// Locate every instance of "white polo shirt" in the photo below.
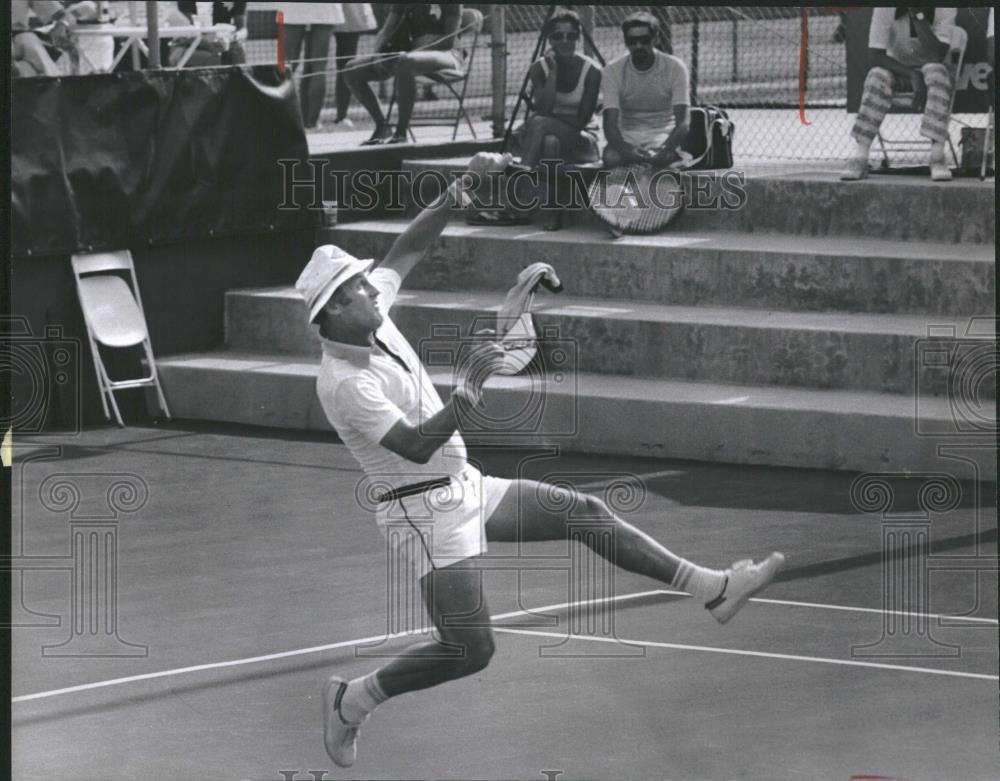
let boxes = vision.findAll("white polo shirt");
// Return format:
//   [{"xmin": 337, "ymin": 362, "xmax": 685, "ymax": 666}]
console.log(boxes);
[
  {"xmin": 602, "ymin": 50, "xmax": 690, "ymax": 149},
  {"xmin": 316, "ymin": 267, "xmax": 468, "ymax": 490},
  {"xmin": 868, "ymin": 7, "xmax": 957, "ymax": 67}
]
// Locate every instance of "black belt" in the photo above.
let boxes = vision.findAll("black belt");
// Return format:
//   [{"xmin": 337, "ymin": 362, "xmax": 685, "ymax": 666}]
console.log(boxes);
[{"xmin": 376, "ymin": 477, "xmax": 451, "ymax": 504}]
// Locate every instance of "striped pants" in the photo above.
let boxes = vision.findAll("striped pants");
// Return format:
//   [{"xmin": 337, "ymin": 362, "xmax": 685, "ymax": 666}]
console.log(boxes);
[{"xmin": 851, "ymin": 63, "xmax": 953, "ymax": 146}]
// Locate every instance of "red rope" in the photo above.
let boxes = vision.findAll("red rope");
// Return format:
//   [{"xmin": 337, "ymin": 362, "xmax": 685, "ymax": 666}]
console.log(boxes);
[{"xmin": 276, "ymin": 11, "xmax": 285, "ymax": 74}]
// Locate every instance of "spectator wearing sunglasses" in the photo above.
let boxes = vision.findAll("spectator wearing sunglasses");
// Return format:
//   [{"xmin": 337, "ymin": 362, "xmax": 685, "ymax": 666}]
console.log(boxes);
[
  {"xmin": 519, "ymin": 9, "xmax": 602, "ymax": 168},
  {"xmin": 601, "ymin": 11, "xmax": 691, "ymax": 168}
]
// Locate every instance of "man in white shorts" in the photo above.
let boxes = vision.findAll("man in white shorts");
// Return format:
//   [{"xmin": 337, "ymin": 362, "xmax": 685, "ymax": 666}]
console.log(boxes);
[
  {"xmin": 296, "ymin": 151, "xmax": 785, "ymax": 769},
  {"xmin": 602, "ymin": 11, "xmax": 692, "ymax": 167}
]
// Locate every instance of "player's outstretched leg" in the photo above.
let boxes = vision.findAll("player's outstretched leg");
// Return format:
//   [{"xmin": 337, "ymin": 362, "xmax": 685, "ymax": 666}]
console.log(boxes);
[
  {"xmin": 323, "ymin": 561, "xmax": 494, "ymax": 767},
  {"xmin": 485, "ymin": 479, "xmax": 784, "ymax": 625}
]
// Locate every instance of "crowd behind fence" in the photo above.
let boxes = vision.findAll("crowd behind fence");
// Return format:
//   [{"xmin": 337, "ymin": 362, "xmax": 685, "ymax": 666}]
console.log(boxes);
[{"xmin": 239, "ymin": 4, "xmax": 992, "ymax": 163}]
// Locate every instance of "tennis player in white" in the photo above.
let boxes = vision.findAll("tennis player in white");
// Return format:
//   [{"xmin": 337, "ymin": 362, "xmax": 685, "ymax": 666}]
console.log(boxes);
[{"xmin": 296, "ymin": 152, "xmax": 785, "ymax": 768}]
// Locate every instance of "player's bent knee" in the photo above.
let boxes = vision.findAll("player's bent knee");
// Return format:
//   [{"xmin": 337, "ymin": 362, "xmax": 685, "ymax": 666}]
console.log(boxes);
[{"xmin": 450, "ymin": 631, "xmax": 494, "ymax": 676}]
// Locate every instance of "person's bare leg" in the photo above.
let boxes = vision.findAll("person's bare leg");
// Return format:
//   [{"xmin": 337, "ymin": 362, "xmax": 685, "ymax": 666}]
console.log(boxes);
[
  {"xmin": 520, "ymin": 115, "xmax": 580, "ymax": 168},
  {"xmin": 486, "ymin": 479, "xmax": 691, "ymax": 586},
  {"xmin": 322, "ymin": 559, "xmax": 496, "ymax": 767},
  {"xmin": 335, "ymin": 560, "xmax": 495, "ymax": 724},
  {"xmin": 282, "ymin": 24, "xmax": 307, "ymax": 121},
  {"xmin": 344, "ymin": 54, "xmax": 391, "ymax": 134},
  {"xmin": 391, "ymin": 50, "xmax": 462, "ymax": 138},
  {"xmin": 333, "ymin": 32, "xmax": 360, "ymax": 121},
  {"xmin": 13, "ymin": 33, "xmax": 60, "ymax": 77},
  {"xmin": 486, "ymin": 478, "xmax": 784, "ymax": 620},
  {"xmin": 302, "ymin": 24, "xmax": 333, "ymax": 128}
]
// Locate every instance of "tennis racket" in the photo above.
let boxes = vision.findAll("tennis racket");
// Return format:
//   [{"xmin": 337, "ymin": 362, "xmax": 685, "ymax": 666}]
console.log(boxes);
[{"xmin": 587, "ymin": 164, "xmax": 686, "ymax": 236}]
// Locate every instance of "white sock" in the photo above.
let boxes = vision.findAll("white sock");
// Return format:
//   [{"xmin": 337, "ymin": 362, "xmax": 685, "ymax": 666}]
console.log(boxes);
[
  {"xmin": 338, "ymin": 671, "xmax": 388, "ymax": 724},
  {"xmin": 929, "ymin": 142, "xmax": 946, "ymax": 162},
  {"xmin": 854, "ymin": 139, "xmax": 871, "ymax": 160},
  {"xmin": 672, "ymin": 560, "xmax": 727, "ymax": 603}
]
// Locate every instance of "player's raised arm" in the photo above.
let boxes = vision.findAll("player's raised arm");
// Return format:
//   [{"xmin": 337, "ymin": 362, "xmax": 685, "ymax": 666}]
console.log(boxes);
[{"xmin": 377, "ymin": 152, "xmax": 512, "ymax": 283}]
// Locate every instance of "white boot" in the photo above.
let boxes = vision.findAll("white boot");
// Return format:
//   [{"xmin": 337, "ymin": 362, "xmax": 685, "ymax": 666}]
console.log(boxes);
[{"xmin": 929, "ymin": 144, "xmax": 952, "ymax": 181}]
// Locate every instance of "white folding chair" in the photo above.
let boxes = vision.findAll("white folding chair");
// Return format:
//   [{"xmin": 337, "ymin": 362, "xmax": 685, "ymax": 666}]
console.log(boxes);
[
  {"xmin": 71, "ymin": 250, "xmax": 171, "ymax": 427},
  {"xmin": 876, "ymin": 26, "xmax": 969, "ymax": 168}
]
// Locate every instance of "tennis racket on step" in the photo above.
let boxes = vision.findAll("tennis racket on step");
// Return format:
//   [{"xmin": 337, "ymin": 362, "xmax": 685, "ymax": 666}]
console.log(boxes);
[{"xmin": 587, "ymin": 164, "xmax": 685, "ymax": 236}]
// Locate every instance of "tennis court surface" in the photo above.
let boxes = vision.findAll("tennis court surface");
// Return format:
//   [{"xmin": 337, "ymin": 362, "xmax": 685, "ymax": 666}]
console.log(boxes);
[{"xmin": 11, "ymin": 423, "xmax": 998, "ymax": 781}]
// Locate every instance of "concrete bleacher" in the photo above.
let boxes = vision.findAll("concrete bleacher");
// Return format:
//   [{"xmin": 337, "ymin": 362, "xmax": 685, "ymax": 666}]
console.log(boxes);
[{"xmin": 157, "ymin": 160, "xmax": 996, "ymax": 475}]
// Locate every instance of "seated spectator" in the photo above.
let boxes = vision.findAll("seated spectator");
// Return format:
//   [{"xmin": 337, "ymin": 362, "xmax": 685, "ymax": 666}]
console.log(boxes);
[
  {"xmin": 518, "ymin": 8, "xmax": 601, "ymax": 169},
  {"xmin": 11, "ymin": 1, "xmax": 97, "ymax": 76},
  {"xmin": 329, "ymin": 2, "xmax": 378, "ymax": 130},
  {"xmin": 842, "ymin": 7, "xmax": 958, "ymax": 182},
  {"xmin": 601, "ymin": 11, "xmax": 691, "ymax": 169},
  {"xmin": 173, "ymin": 2, "xmax": 248, "ymax": 67},
  {"xmin": 343, "ymin": 3, "xmax": 464, "ymax": 145},
  {"xmin": 110, "ymin": 0, "xmax": 182, "ymax": 69}
]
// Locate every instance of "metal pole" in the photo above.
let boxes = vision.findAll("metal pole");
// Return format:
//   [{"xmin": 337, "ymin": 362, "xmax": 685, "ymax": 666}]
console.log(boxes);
[
  {"xmin": 731, "ymin": 17, "xmax": 738, "ymax": 82},
  {"xmin": 501, "ymin": 5, "xmax": 557, "ymax": 150},
  {"xmin": 128, "ymin": 1, "xmax": 140, "ymax": 69},
  {"xmin": 690, "ymin": 18, "xmax": 699, "ymax": 106},
  {"xmin": 578, "ymin": 19, "xmax": 606, "ymax": 66},
  {"xmin": 580, "ymin": 5, "xmax": 595, "ymax": 59},
  {"xmin": 490, "ymin": 5, "xmax": 507, "ymax": 139},
  {"xmin": 145, "ymin": 0, "xmax": 160, "ymax": 68}
]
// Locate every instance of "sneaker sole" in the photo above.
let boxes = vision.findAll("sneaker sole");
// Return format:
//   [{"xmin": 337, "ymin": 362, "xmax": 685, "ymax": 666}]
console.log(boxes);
[
  {"xmin": 322, "ymin": 676, "xmax": 354, "ymax": 768},
  {"xmin": 710, "ymin": 552, "xmax": 786, "ymax": 625}
]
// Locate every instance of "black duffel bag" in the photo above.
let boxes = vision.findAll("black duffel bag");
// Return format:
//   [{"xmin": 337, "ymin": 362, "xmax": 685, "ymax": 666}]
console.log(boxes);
[{"xmin": 683, "ymin": 106, "xmax": 735, "ymax": 170}]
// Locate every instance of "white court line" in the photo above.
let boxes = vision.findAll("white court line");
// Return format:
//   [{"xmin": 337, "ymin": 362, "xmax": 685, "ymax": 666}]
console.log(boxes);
[
  {"xmin": 575, "ymin": 469, "xmax": 684, "ymax": 491},
  {"xmin": 710, "ymin": 395, "xmax": 751, "ymax": 405},
  {"xmin": 492, "ymin": 628, "xmax": 998, "ymax": 681},
  {"xmin": 12, "ymin": 588, "xmax": 996, "ymax": 703},
  {"xmin": 752, "ymin": 596, "xmax": 999, "ymax": 625},
  {"xmin": 11, "ymin": 590, "xmax": 668, "ymax": 704},
  {"xmin": 656, "ymin": 589, "xmax": 999, "ymax": 626}
]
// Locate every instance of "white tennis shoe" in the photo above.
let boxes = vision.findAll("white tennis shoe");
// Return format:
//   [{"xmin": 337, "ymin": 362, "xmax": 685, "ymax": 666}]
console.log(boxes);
[
  {"xmin": 929, "ymin": 157, "xmax": 953, "ymax": 182},
  {"xmin": 706, "ymin": 552, "xmax": 786, "ymax": 624},
  {"xmin": 840, "ymin": 157, "xmax": 869, "ymax": 181},
  {"xmin": 323, "ymin": 675, "xmax": 366, "ymax": 768}
]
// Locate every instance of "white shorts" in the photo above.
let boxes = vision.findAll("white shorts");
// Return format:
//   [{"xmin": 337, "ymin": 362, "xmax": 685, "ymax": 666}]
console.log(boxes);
[
  {"xmin": 374, "ymin": 466, "xmax": 512, "ymax": 578},
  {"xmin": 622, "ymin": 121, "xmax": 675, "ymax": 152}
]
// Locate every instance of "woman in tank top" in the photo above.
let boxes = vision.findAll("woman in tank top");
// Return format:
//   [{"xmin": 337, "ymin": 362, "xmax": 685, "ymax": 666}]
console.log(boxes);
[
  {"xmin": 520, "ymin": 9, "xmax": 601, "ymax": 168},
  {"xmin": 468, "ymin": 9, "xmax": 601, "ymax": 230}
]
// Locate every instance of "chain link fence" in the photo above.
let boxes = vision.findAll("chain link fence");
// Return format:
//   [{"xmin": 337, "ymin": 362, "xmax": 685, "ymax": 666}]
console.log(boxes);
[{"xmin": 242, "ymin": 5, "xmax": 991, "ymax": 164}]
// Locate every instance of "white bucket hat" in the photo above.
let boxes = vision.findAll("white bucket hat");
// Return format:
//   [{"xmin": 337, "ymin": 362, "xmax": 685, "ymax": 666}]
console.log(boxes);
[{"xmin": 295, "ymin": 245, "xmax": 374, "ymax": 323}]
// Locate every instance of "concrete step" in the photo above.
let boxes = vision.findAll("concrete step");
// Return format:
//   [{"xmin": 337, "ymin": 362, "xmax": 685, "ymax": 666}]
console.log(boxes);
[
  {"xmin": 328, "ymin": 220, "xmax": 995, "ymax": 317},
  {"xmin": 224, "ymin": 286, "xmax": 991, "ymax": 398},
  {"xmin": 156, "ymin": 350, "xmax": 996, "ymax": 476},
  {"xmin": 395, "ymin": 158, "xmax": 995, "ymax": 244}
]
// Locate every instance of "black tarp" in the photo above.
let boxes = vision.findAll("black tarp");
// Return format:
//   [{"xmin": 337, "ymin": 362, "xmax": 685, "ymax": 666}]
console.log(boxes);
[{"xmin": 12, "ymin": 65, "xmax": 318, "ymax": 257}]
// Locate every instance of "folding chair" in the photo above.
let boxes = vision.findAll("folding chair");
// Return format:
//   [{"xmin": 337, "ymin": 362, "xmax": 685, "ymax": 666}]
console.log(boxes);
[
  {"xmin": 71, "ymin": 251, "xmax": 171, "ymax": 427},
  {"xmin": 386, "ymin": 7, "xmax": 484, "ymax": 141},
  {"xmin": 981, "ymin": 104, "xmax": 995, "ymax": 180},
  {"xmin": 876, "ymin": 26, "xmax": 968, "ymax": 168}
]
